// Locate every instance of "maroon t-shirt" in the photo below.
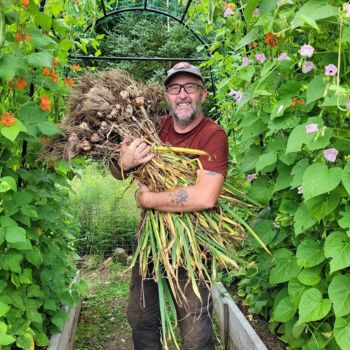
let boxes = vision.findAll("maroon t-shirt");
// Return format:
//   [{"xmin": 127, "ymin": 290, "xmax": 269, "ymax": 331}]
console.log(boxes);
[{"xmin": 159, "ymin": 115, "xmax": 228, "ymax": 177}]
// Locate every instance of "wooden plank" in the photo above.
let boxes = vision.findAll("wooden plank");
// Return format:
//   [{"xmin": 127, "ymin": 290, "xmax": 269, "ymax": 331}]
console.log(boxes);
[
  {"xmin": 212, "ymin": 283, "xmax": 267, "ymax": 350},
  {"xmin": 48, "ymin": 272, "xmax": 82, "ymax": 350}
]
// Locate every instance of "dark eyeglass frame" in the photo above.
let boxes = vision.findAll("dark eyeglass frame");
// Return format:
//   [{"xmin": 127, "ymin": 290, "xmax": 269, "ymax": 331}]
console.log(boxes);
[{"xmin": 165, "ymin": 83, "xmax": 204, "ymax": 95}]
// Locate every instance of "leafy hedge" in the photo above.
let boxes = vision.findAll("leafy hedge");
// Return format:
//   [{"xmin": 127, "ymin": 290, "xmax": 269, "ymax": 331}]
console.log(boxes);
[
  {"xmin": 196, "ymin": 0, "xmax": 350, "ymax": 349},
  {"xmin": 0, "ymin": 0, "xmax": 101, "ymax": 347}
]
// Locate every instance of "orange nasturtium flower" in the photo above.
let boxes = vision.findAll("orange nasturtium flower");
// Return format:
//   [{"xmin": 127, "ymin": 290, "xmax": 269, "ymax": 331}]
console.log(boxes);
[
  {"xmin": 53, "ymin": 57, "xmax": 58, "ymax": 66},
  {"xmin": 40, "ymin": 96, "xmax": 51, "ymax": 111},
  {"xmin": 41, "ymin": 136, "xmax": 47, "ymax": 145},
  {"xmin": 16, "ymin": 76, "xmax": 28, "ymax": 90},
  {"xmin": 0, "ymin": 112, "xmax": 16, "ymax": 127},
  {"xmin": 291, "ymin": 97, "xmax": 298, "ymax": 107},
  {"xmin": 20, "ymin": 0, "xmax": 29, "ymax": 5},
  {"xmin": 25, "ymin": 33, "xmax": 31, "ymax": 41},
  {"xmin": 48, "ymin": 161, "xmax": 56, "ymax": 167},
  {"xmin": 264, "ymin": 32, "xmax": 278, "ymax": 47},
  {"xmin": 43, "ymin": 67, "xmax": 51, "ymax": 76},
  {"xmin": 15, "ymin": 33, "xmax": 22, "ymax": 41},
  {"xmin": 51, "ymin": 71, "xmax": 58, "ymax": 84},
  {"xmin": 63, "ymin": 77, "xmax": 75, "ymax": 87}
]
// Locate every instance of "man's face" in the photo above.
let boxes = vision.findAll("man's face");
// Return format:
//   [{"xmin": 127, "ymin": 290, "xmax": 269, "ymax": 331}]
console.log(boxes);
[{"xmin": 165, "ymin": 73, "xmax": 207, "ymax": 127}]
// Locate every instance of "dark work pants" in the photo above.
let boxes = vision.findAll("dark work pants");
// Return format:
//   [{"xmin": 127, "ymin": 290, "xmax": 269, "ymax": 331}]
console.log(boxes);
[{"xmin": 127, "ymin": 262, "xmax": 215, "ymax": 350}]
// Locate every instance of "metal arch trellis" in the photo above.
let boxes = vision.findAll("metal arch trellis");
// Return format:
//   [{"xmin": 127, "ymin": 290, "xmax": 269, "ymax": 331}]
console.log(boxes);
[{"xmin": 69, "ymin": 0, "xmax": 217, "ymax": 94}]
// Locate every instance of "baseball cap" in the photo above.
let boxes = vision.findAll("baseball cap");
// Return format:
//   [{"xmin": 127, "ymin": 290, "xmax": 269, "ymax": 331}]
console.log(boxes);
[{"xmin": 164, "ymin": 62, "xmax": 204, "ymax": 85}]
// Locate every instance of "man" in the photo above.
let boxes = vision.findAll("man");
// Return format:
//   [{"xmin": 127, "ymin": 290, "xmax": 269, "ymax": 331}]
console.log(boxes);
[{"xmin": 110, "ymin": 62, "xmax": 228, "ymax": 350}]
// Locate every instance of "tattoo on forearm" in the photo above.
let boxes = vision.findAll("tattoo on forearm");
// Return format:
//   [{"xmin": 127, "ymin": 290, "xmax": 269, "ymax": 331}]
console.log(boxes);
[
  {"xmin": 204, "ymin": 170, "xmax": 218, "ymax": 176},
  {"xmin": 170, "ymin": 189, "xmax": 188, "ymax": 206}
]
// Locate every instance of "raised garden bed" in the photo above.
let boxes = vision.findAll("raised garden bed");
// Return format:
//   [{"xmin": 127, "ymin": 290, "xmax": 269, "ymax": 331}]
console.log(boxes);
[
  {"xmin": 47, "ymin": 272, "xmax": 82, "ymax": 350},
  {"xmin": 212, "ymin": 282, "xmax": 268, "ymax": 350}
]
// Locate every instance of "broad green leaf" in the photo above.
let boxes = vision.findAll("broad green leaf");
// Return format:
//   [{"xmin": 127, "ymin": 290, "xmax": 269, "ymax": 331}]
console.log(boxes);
[
  {"xmin": 342, "ymin": 163, "xmax": 350, "ymax": 196},
  {"xmin": 247, "ymin": 177, "xmax": 274, "ymax": 205},
  {"xmin": 35, "ymin": 12, "xmax": 52, "ymax": 30},
  {"xmin": 296, "ymin": 238, "xmax": 325, "ymax": 268},
  {"xmin": 291, "ymin": 159, "xmax": 309, "ymax": 189},
  {"xmin": 324, "ymin": 231, "xmax": 350, "ymax": 273},
  {"xmin": 286, "ymin": 120, "xmax": 332, "ymax": 154},
  {"xmin": 272, "ymin": 297, "xmax": 296, "ymax": 322},
  {"xmin": 0, "ymin": 332, "xmax": 16, "ymax": 345},
  {"xmin": 329, "ymin": 275, "xmax": 350, "ymax": 317},
  {"xmin": 20, "ymin": 205, "xmax": 38, "ymax": 218},
  {"xmin": 305, "ymin": 192, "xmax": 341, "ymax": 221},
  {"xmin": 297, "ymin": 266, "xmax": 321, "ymax": 286},
  {"xmin": 239, "ymin": 65, "xmax": 255, "ymax": 82},
  {"xmin": 274, "ymin": 163, "xmax": 293, "ymax": 192},
  {"xmin": 302, "ymin": 163, "xmax": 342, "ymax": 200},
  {"xmin": 306, "ymin": 75, "xmax": 326, "ymax": 105},
  {"xmin": 234, "ymin": 26, "xmax": 261, "ymax": 51},
  {"xmin": 250, "ymin": 219, "xmax": 276, "ymax": 248},
  {"xmin": 288, "ymin": 278, "xmax": 307, "ymax": 307},
  {"xmin": 299, "ymin": 288, "xmax": 331, "ymax": 322},
  {"xmin": 37, "ymin": 121, "xmax": 64, "ymax": 136},
  {"xmin": 1, "ymin": 119, "xmax": 27, "ymax": 142},
  {"xmin": 334, "ymin": 317, "xmax": 350, "ymax": 350},
  {"xmin": 16, "ymin": 333, "xmax": 34, "ymax": 349},
  {"xmin": 25, "ymin": 248, "xmax": 43, "ymax": 267},
  {"xmin": 5, "ymin": 226, "xmax": 26, "ymax": 244},
  {"xmin": 0, "ymin": 176, "xmax": 17, "ymax": 192},
  {"xmin": 26, "ymin": 51, "xmax": 53, "ymax": 68},
  {"xmin": 0, "ymin": 301, "xmax": 10, "ymax": 317},
  {"xmin": 338, "ymin": 208, "xmax": 350, "ymax": 234},
  {"xmin": 0, "ymin": 216, "xmax": 18, "ymax": 228},
  {"xmin": 238, "ymin": 146, "xmax": 261, "ymax": 172},
  {"xmin": 300, "ymin": 0, "xmax": 339, "ymax": 19},
  {"xmin": 52, "ymin": 309, "xmax": 68, "ymax": 329},
  {"xmin": 241, "ymin": 119, "xmax": 267, "ymax": 142},
  {"xmin": 0, "ymin": 252, "xmax": 23, "ymax": 273},
  {"xmin": 26, "ymin": 27, "xmax": 55, "ymax": 48},
  {"xmin": 277, "ymin": 80, "xmax": 302, "ymax": 99},
  {"xmin": 342, "ymin": 27, "xmax": 350, "ymax": 43},
  {"xmin": 256, "ymin": 152, "xmax": 277, "ymax": 173},
  {"xmin": 270, "ymin": 248, "xmax": 301, "ymax": 285},
  {"xmin": 259, "ymin": 0, "xmax": 277, "ymax": 15},
  {"xmin": 0, "ymin": 54, "xmax": 24, "ymax": 81},
  {"xmin": 294, "ymin": 204, "xmax": 317, "ymax": 236}
]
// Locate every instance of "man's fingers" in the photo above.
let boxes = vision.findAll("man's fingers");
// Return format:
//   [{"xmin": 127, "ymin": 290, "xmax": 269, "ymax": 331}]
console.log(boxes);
[
  {"xmin": 137, "ymin": 145, "xmax": 151, "ymax": 158},
  {"xmin": 122, "ymin": 133, "xmax": 132, "ymax": 144},
  {"xmin": 138, "ymin": 153, "xmax": 154, "ymax": 165}
]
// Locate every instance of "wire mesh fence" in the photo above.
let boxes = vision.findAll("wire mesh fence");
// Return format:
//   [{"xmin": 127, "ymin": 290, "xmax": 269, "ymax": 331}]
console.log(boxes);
[{"xmin": 70, "ymin": 163, "xmax": 140, "ymax": 258}]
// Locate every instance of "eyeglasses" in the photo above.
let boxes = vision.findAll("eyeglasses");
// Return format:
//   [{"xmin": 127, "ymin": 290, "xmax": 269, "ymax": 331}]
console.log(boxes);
[{"xmin": 166, "ymin": 83, "xmax": 204, "ymax": 95}]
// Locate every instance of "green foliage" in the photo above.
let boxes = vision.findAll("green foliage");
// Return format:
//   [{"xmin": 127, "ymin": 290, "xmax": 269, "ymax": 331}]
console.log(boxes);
[
  {"xmin": 198, "ymin": 0, "xmax": 350, "ymax": 348},
  {"xmin": 69, "ymin": 164, "xmax": 140, "ymax": 256},
  {"xmin": 90, "ymin": 12, "xmax": 201, "ymax": 84},
  {"xmin": 0, "ymin": 0, "xmax": 101, "ymax": 348}
]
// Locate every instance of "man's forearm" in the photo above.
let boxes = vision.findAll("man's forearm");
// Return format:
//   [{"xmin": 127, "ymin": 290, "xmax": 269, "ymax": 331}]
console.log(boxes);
[{"xmin": 138, "ymin": 185, "xmax": 218, "ymax": 212}]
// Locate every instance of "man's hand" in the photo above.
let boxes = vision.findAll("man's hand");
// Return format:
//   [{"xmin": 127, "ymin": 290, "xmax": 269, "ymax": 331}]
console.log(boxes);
[
  {"xmin": 135, "ymin": 182, "xmax": 151, "ymax": 209},
  {"xmin": 119, "ymin": 134, "xmax": 154, "ymax": 171}
]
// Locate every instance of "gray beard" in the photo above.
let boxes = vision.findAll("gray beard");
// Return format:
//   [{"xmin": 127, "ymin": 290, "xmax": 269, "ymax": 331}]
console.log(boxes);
[{"xmin": 169, "ymin": 104, "xmax": 200, "ymax": 127}]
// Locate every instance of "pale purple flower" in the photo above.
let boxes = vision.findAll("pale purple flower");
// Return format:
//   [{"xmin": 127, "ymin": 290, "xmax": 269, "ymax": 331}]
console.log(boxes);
[
  {"xmin": 224, "ymin": 7, "xmax": 233, "ymax": 17},
  {"xmin": 253, "ymin": 8, "xmax": 259, "ymax": 16},
  {"xmin": 300, "ymin": 44, "xmax": 314, "ymax": 57},
  {"xmin": 305, "ymin": 123, "xmax": 318, "ymax": 133},
  {"xmin": 277, "ymin": 52, "xmax": 289, "ymax": 61},
  {"xmin": 247, "ymin": 174, "xmax": 257, "ymax": 182},
  {"xmin": 242, "ymin": 56, "xmax": 250, "ymax": 67},
  {"xmin": 229, "ymin": 89, "xmax": 243, "ymax": 103},
  {"xmin": 255, "ymin": 53, "xmax": 266, "ymax": 63},
  {"xmin": 302, "ymin": 61, "xmax": 315, "ymax": 73},
  {"xmin": 346, "ymin": 98, "xmax": 350, "ymax": 109},
  {"xmin": 345, "ymin": 3, "xmax": 350, "ymax": 17},
  {"xmin": 323, "ymin": 148, "xmax": 339, "ymax": 162},
  {"xmin": 297, "ymin": 186, "xmax": 303, "ymax": 194},
  {"xmin": 325, "ymin": 64, "xmax": 338, "ymax": 76}
]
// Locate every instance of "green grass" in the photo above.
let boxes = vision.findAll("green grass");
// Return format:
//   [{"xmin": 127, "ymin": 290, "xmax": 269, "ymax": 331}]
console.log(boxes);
[
  {"xmin": 69, "ymin": 163, "xmax": 140, "ymax": 256},
  {"xmin": 74, "ymin": 259, "xmax": 131, "ymax": 350}
]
